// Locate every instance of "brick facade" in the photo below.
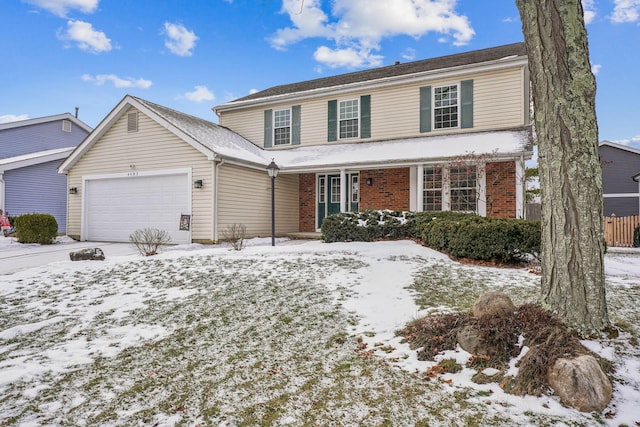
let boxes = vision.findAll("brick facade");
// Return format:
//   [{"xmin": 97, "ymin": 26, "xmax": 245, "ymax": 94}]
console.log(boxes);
[
  {"xmin": 299, "ymin": 173, "xmax": 316, "ymax": 232},
  {"xmin": 360, "ymin": 168, "xmax": 411, "ymax": 211},
  {"xmin": 485, "ymin": 161, "xmax": 516, "ymax": 218}
]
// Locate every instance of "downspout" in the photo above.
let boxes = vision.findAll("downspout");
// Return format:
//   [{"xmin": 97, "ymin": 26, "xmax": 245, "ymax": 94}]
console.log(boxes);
[
  {"xmin": 516, "ymin": 154, "xmax": 525, "ymax": 219},
  {"xmin": 213, "ymin": 158, "xmax": 225, "ymax": 243},
  {"xmin": 0, "ymin": 172, "xmax": 4, "ymax": 212}
]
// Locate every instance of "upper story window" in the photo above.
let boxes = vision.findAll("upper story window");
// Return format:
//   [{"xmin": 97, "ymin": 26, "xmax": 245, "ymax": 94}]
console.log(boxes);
[
  {"xmin": 273, "ymin": 109, "xmax": 291, "ymax": 145},
  {"xmin": 420, "ymin": 80, "xmax": 472, "ymax": 133},
  {"xmin": 339, "ymin": 99, "xmax": 359, "ymax": 139},
  {"xmin": 434, "ymin": 84, "xmax": 459, "ymax": 129}
]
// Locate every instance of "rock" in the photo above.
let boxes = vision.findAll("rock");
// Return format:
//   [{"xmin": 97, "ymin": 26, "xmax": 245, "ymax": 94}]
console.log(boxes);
[
  {"xmin": 69, "ymin": 248, "xmax": 105, "ymax": 261},
  {"xmin": 547, "ymin": 355, "xmax": 612, "ymax": 412},
  {"xmin": 472, "ymin": 291, "xmax": 515, "ymax": 318},
  {"xmin": 457, "ymin": 325, "xmax": 490, "ymax": 355}
]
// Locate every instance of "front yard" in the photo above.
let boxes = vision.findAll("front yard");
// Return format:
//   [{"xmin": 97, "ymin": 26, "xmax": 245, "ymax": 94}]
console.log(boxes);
[{"xmin": 0, "ymin": 240, "xmax": 638, "ymax": 426}]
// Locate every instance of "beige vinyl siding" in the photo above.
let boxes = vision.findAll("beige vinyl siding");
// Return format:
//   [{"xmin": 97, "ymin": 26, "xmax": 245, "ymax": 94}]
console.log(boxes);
[
  {"xmin": 66, "ymin": 107, "xmax": 214, "ymax": 241},
  {"xmin": 217, "ymin": 164, "xmax": 299, "ymax": 237},
  {"xmin": 219, "ymin": 66, "xmax": 526, "ymax": 148}
]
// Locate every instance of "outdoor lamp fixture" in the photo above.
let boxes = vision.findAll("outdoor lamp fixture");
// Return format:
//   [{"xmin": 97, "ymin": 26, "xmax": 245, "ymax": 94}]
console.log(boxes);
[
  {"xmin": 69, "ymin": 187, "xmax": 78, "ymax": 194},
  {"xmin": 366, "ymin": 177, "xmax": 373, "ymax": 186},
  {"xmin": 266, "ymin": 159, "xmax": 280, "ymax": 247},
  {"xmin": 194, "ymin": 179, "xmax": 203, "ymax": 189}
]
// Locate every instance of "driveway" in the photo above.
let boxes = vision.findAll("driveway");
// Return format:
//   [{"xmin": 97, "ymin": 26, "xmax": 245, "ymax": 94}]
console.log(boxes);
[{"xmin": 0, "ymin": 237, "xmax": 138, "ymax": 275}]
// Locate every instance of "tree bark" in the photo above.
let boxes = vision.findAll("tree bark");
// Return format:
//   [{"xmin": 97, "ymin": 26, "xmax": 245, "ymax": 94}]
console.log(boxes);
[{"xmin": 515, "ymin": 0, "xmax": 608, "ymax": 335}]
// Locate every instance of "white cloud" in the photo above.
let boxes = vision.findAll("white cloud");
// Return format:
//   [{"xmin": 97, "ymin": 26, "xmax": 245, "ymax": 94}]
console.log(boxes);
[
  {"xmin": 249, "ymin": 88, "xmax": 259, "ymax": 94},
  {"xmin": 270, "ymin": 0, "xmax": 474, "ymax": 68},
  {"xmin": 182, "ymin": 85, "xmax": 215, "ymax": 103},
  {"xmin": 23, "ymin": 0, "xmax": 98, "ymax": 17},
  {"xmin": 313, "ymin": 45, "xmax": 383, "ymax": 68},
  {"xmin": 582, "ymin": 0, "xmax": 597, "ymax": 24},
  {"xmin": 81, "ymin": 73, "xmax": 152, "ymax": 89},
  {"xmin": 591, "ymin": 63, "xmax": 602, "ymax": 74},
  {"xmin": 163, "ymin": 22, "xmax": 198, "ymax": 57},
  {"xmin": 59, "ymin": 20, "xmax": 111, "ymax": 53},
  {"xmin": 401, "ymin": 48, "xmax": 416, "ymax": 61},
  {"xmin": 611, "ymin": 0, "xmax": 640, "ymax": 22},
  {"xmin": 0, "ymin": 114, "xmax": 30, "ymax": 124}
]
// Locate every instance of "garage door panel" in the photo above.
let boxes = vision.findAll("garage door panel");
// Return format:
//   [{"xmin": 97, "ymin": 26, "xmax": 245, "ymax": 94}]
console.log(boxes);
[{"xmin": 85, "ymin": 173, "xmax": 190, "ymax": 244}]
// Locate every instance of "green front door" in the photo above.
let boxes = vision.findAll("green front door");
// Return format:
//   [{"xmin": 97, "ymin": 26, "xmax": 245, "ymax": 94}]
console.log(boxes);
[{"xmin": 317, "ymin": 173, "xmax": 359, "ymax": 229}]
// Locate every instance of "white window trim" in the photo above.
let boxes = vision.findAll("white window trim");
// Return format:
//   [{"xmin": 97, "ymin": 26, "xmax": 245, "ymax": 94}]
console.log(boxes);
[
  {"xmin": 273, "ymin": 108, "xmax": 292, "ymax": 146},
  {"xmin": 432, "ymin": 82, "xmax": 460, "ymax": 131},
  {"xmin": 338, "ymin": 98, "xmax": 360, "ymax": 140},
  {"xmin": 417, "ymin": 163, "xmax": 486, "ymax": 216}
]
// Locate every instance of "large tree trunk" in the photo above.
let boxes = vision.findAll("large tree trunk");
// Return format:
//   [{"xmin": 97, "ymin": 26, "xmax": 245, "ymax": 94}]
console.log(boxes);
[{"xmin": 516, "ymin": 0, "xmax": 608, "ymax": 335}]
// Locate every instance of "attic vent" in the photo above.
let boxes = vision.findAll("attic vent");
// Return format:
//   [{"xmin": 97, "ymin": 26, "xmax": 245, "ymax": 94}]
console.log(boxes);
[
  {"xmin": 62, "ymin": 119, "xmax": 72, "ymax": 132},
  {"xmin": 127, "ymin": 112, "xmax": 139, "ymax": 132}
]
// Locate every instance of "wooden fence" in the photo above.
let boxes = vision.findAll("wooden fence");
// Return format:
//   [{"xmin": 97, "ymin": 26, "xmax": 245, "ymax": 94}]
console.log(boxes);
[{"xmin": 604, "ymin": 215, "xmax": 640, "ymax": 248}]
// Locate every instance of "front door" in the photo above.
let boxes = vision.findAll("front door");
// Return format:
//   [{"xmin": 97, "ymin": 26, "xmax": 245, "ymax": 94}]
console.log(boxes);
[{"xmin": 317, "ymin": 173, "xmax": 359, "ymax": 229}]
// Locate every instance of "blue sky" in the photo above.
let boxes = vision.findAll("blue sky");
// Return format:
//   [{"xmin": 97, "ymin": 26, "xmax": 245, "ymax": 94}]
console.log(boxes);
[{"xmin": 1, "ymin": 0, "xmax": 639, "ymax": 148}]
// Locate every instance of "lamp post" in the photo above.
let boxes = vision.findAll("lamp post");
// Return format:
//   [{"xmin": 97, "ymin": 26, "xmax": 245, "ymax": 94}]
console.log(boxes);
[{"xmin": 266, "ymin": 159, "xmax": 279, "ymax": 246}]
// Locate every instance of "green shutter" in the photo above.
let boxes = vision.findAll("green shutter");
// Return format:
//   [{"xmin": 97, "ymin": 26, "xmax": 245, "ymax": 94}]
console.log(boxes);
[
  {"xmin": 461, "ymin": 79, "xmax": 474, "ymax": 129},
  {"xmin": 327, "ymin": 100, "xmax": 337, "ymax": 142},
  {"xmin": 419, "ymin": 86, "xmax": 432, "ymax": 133},
  {"xmin": 291, "ymin": 105, "xmax": 301, "ymax": 145},
  {"xmin": 264, "ymin": 109, "xmax": 273, "ymax": 148},
  {"xmin": 360, "ymin": 95, "xmax": 371, "ymax": 138}
]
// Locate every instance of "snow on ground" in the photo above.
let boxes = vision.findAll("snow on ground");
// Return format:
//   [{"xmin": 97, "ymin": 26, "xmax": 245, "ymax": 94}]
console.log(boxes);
[{"xmin": 0, "ymin": 236, "xmax": 639, "ymax": 426}]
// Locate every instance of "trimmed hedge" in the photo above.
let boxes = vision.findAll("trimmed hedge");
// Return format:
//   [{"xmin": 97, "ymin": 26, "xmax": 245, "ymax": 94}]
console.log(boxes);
[
  {"xmin": 321, "ymin": 210, "xmax": 541, "ymax": 263},
  {"xmin": 321, "ymin": 210, "xmax": 416, "ymax": 243},
  {"xmin": 14, "ymin": 213, "xmax": 58, "ymax": 244}
]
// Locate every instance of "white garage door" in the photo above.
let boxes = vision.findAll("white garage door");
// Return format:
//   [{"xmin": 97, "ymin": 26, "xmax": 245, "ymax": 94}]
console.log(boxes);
[{"xmin": 84, "ymin": 171, "xmax": 191, "ymax": 244}]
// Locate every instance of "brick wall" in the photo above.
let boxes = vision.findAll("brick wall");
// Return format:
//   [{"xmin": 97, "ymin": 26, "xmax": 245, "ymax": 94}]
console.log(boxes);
[
  {"xmin": 485, "ymin": 161, "xmax": 516, "ymax": 218},
  {"xmin": 299, "ymin": 173, "xmax": 316, "ymax": 232},
  {"xmin": 360, "ymin": 168, "xmax": 410, "ymax": 211}
]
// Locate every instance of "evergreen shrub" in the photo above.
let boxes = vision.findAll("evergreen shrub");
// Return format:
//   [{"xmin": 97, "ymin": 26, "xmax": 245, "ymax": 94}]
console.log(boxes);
[
  {"xmin": 321, "ymin": 210, "xmax": 415, "ymax": 243},
  {"xmin": 14, "ymin": 213, "xmax": 58, "ymax": 244}
]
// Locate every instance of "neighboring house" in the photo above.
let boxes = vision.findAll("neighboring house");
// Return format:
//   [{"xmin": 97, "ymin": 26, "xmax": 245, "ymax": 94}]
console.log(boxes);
[
  {"xmin": 59, "ymin": 42, "xmax": 533, "ymax": 244},
  {"xmin": 0, "ymin": 114, "xmax": 92, "ymax": 233},
  {"xmin": 600, "ymin": 141, "xmax": 640, "ymax": 216}
]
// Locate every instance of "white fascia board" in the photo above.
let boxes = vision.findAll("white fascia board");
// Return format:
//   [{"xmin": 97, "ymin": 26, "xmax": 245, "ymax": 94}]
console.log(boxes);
[
  {"xmin": 214, "ymin": 56, "xmax": 528, "ymax": 114},
  {"xmin": 599, "ymin": 141, "xmax": 640, "ymax": 156},
  {"xmin": 59, "ymin": 96, "xmax": 217, "ymax": 173},
  {"xmin": 0, "ymin": 113, "xmax": 92, "ymax": 133},
  {"xmin": 1, "ymin": 147, "xmax": 74, "ymax": 172}
]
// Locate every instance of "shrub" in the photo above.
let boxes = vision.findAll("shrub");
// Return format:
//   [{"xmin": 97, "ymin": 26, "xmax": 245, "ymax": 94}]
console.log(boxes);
[
  {"xmin": 14, "ymin": 213, "xmax": 58, "ymax": 244},
  {"xmin": 222, "ymin": 223, "xmax": 247, "ymax": 250},
  {"xmin": 418, "ymin": 215, "xmax": 540, "ymax": 264},
  {"xmin": 129, "ymin": 227, "xmax": 171, "ymax": 256},
  {"xmin": 321, "ymin": 210, "xmax": 415, "ymax": 243}
]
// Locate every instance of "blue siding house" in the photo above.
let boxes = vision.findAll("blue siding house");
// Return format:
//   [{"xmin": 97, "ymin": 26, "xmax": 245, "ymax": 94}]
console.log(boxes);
[
  {"xmin": 0, "ymin": 114, "xmax": 92, "ymax": 233},
  {"xmin": 600, "ymin": 141, "xmax": 640, "ymax": 217}
]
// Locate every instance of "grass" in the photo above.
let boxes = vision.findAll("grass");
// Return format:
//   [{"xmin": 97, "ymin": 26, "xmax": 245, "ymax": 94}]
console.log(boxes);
[{"xmin": 0, "ymin": 245, "xmax": 635, "ymax": 426}]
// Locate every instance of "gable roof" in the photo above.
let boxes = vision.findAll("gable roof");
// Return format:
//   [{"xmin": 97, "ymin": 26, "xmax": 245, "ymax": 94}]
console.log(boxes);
[
  {"xmin": 215, "ymin": 42, "xmax": 526, "ymax": 111},
  {"xmin": 0, "ymin": 113, "xmax": 92, "ymax": 133},
  {"xmin": 58, "ymin": 95, "xmax": 267, "ymax": 173},
  {"xmin": 600, "ymin": 140, "xmax": 640, "ymax": 156}
]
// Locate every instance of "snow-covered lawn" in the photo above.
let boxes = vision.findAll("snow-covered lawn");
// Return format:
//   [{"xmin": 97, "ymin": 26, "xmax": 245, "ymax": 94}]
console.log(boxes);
[{"xmin": 0, "ymin": 238, "xmax": 639, "ymax": 426}]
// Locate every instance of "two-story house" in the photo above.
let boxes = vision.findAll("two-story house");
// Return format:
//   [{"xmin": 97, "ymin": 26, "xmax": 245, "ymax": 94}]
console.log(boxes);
[
  {"xmin": 1, "ymin": 114, "xmax": 92, "ymax": 233},
  {"xmin": 214, "ymin": 42, "xmax": 532, "ymax": 232},
  {"xmin": 599, "ymin": 141, "xmax": 640, "ymax": 216},
  {"xmin": 59, "ymin": 42, "xmax": 532, "ymax": 243}
]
